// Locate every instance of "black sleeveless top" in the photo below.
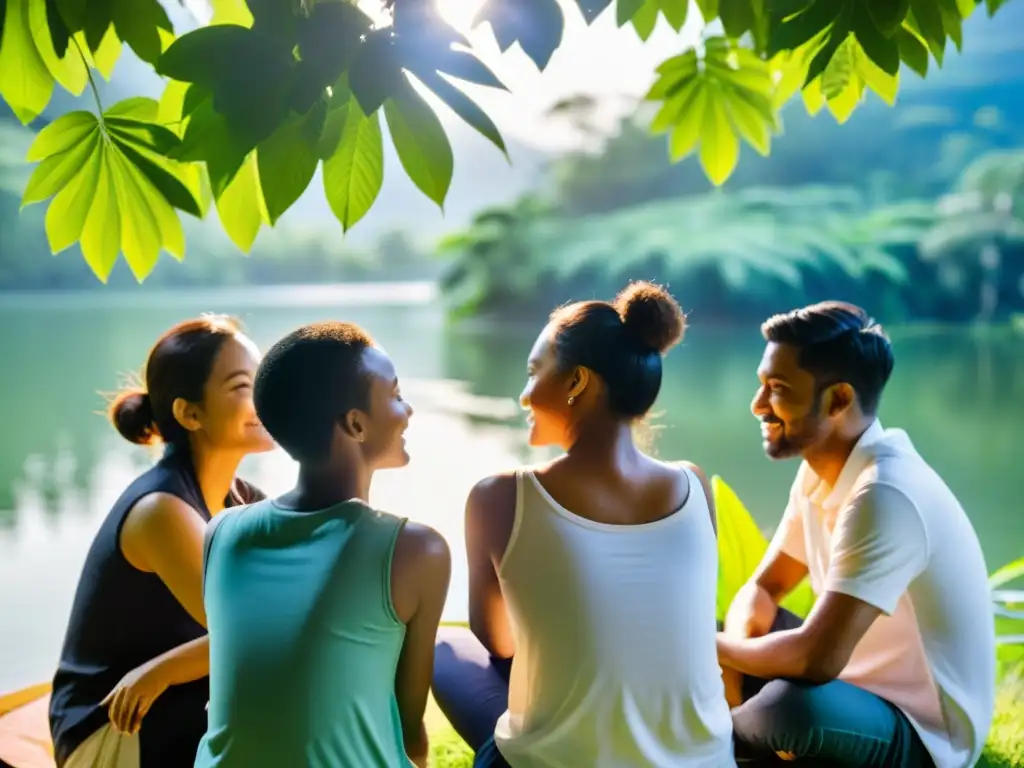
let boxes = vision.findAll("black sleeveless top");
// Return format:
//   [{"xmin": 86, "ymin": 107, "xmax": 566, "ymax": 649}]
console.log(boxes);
[{"xmin": 48, "ymin": 443, "xmax": 263, "ymax": 767}]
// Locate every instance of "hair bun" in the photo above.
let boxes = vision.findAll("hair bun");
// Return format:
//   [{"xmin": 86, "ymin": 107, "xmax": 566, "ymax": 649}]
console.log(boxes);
[
  {"xmin": 109, "ymin": 389, "xmax": 158, "ymax": 446},
  {"xmin": 615, "ymin": 281, "xmax": 686, "ymax": 354}
]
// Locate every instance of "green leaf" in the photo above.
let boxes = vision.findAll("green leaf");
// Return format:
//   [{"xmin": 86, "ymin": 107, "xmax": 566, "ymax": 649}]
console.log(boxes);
[
  {"xmin": 719, "ymin": 0, "xmax": 755, "ymax": 38},
  {"xmin": 83, "ymin": 25, "xmax": 121, "ymax": 80},
  {"xmin": 106, "ymin": 122, "xmax": 204, "ymax": 217},
  {"xmin": 517, "ymin": 0, "xmax": 565, "ymax": 70},
  {"xmin": 107, "ymin": 148, "xmax": 164, "ymax": 280},
  {"xmin": 658, "ymin": 0, "xmax": 688, "ymax": 30},
  {"xmin": 256, "ymin": 110, "xmax": 320, "ymax": 224},
  {"xmin": 384, "ymin": 78, "xmax": 454, "ymax": 208},
  {"xmin": 856, "ymin": 42, "xmax": 899, "ymax": 104},
  {"xmin": 723, "ymin": 88, "xmax": 771, "ymax": 155},
  {"xmin": 631, "ymin": 0, "xmax": 658, "ymax": 39},
  {"xmin": 938, "ymin": 0, "xmax": 962, "ymax": 50},
  {"xmin": 908, "ymin": 0, "xmax": 946, "ymax": 60},
  {"xmin": 991, "ymin": 557, "xmax": 1024, "ymax": 589},
  {"xmin": 821, "ymin": 36, "xmax": 856, "ymax": 98},
  {"xmin": 0, "ymin": 0, "xmax": 55, "ymax": 123},
  {"xmin": 863, "ymin": 0, "xmax": 909, "ymax": 36},
  {"xmin": 44, "ymin": 138, "xmax": 101, "ymax": 253},
  {"xmin": 31, "ymin": 0, "xmax": 87, "ymax": 94},
  {"xmin": 159, "ymin": 26, "xmax": 295, "ymax": 149},
  {"xmin": 805, "ymin": 2, "xmax": 854, "ymax": 86},
  {"xmin": 852, "ymin": 1, "xmax": 899, "ymax": 75},
  {"xmin": 216, "ymin": 153, "xmax": 267, "ymax": 252},
  {"xmin": 112, "ymin": 0, "xmax": 171, "ymax": 66},
  {"xmin": 767, "ymin": 0, "xmax": 843, "ymax": 57},
  {"xmin": 80, "ymin": 144, "xmax": 121, "ymax": 282},
  {"xmin": 348, "ymin": 28, "xmax": 403, "ymax": 116},
  {"xmin": 616, "ymin": 0, "xmax": 644, "ymax": 25},
  {"xmin": 26, "ymin": 111, "xmax": 98, "ymax": 162},
  {"xmin": 56, "ymin": 0, "xmax": 86, "ymax": 32},
  {"xmin": 711, "ymin": 475, "xmax": 769, "ymax": 621},
  {"xmin": 416, "ymin": 69, "xmax": 508, "ymax": 157},
  {"xmin": 22, "ymin": 127, "xmax": 100, "ymax": 206},
  {"xmin": 429, "ymin": 49, "xmax": 508, "ymax": 91},
  {"xmin": 83, "ymin": 0, "xmax": 112, "ymax": 51},
  {"xmin": 576, "ymin": 0, "xmax": 613, "ymax": 23},
  {"xmin": 695, "ymin": 0, "xmax": 719, "ymax": 22},
  {"xmin": 323, "ymin": 99, "xmax": 384, "ymax": 232},
  {"xmin": 157, "ymin": 24, "xmax": 252, "ymax": 86},
  {"xmin": 105, "ymin": 96, "xmax": 160, "ymax": 122},
  {"xmin": 209, "ymin": 0, "xmax": 253, "ymax": 26},
  {"xmin": 668, "ymin": 84, "xmax": 707, "ymax": 160},
  {"xmin": 295, "ymin": 0, "xmax": 370, "ymax": 96},
  {"xmin": 699, "ymin": 87, "xmax": 739, "ymax": 185},
  {"xmin": 895, "ymin": 26, "xmax": 928, "ymax": 76},
  {"xmin": 476, "ymin": 0, "xmax": 565, "ymax": 70}
]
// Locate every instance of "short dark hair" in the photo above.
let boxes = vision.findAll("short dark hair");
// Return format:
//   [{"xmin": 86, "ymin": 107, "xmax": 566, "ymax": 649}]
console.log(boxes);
[
  {"xmin": 254, "ymin": 322, "xmax": 374, "ymax": 463},
  {"xmin": 761, "ymin": 301, "xmax": 894, "ymax": 414},
  {"xmin": 550, "ymin": 281, "xmax": 686, "ymax": 419},
  {"xmin": 109, "ymin": 314, "xmax": 240, "ymax": 447}
]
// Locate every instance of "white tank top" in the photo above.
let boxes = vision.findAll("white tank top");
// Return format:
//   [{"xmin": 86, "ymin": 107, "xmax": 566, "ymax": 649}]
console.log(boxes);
[{"xmin": 493, "ymin": 466, "xmax": 736, "ymax": 768}]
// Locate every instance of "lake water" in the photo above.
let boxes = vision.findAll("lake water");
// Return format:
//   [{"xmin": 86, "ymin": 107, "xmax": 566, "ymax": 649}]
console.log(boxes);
[{"xmin": 1, "ymin": 283, "xmax": 1022, "ymax": 693}]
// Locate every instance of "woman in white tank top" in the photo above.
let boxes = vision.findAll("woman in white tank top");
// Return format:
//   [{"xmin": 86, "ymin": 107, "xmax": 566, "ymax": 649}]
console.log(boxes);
[{"xmin": 433, "ymin": 281, "xmax": 736, "ymax": 768}]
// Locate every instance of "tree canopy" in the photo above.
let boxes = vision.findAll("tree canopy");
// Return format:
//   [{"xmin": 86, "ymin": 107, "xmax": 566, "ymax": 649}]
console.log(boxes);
[{"xmin": 0, "ymin": 0, "xmax": 1016, "ymax": 282}]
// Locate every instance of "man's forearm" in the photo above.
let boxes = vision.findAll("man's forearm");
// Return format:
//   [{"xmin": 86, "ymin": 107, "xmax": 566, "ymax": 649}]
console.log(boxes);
[
  {"xmin": 717, "ymin": 628, "xmax": 816, "ymax": 682},
  {"xmin": 150, "ymin": 635, "xmax": 210, "ymax": 686}
]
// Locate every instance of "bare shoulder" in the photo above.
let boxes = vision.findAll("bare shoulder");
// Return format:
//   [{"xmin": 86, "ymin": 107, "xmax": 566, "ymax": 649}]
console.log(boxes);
[
  {"xmin": 467, "ymin": 472, "xmax": 518, "ymax": 515},
  {"xmin": 123, "ymin": 491, "xmax": 201, "ymax": 532},
  {"xmin": 394, "ymin": 520, "xmax": 452, "ymax": 572},
  {"xmin": 391, "ymin": 521, "xmax": 451, "ymax": 622}
]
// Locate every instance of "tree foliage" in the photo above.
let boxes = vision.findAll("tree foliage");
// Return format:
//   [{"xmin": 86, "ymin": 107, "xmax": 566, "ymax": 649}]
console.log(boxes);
[{"xmin": 0, "ymin": 0, "xmax": 1016, "ymax": 282}]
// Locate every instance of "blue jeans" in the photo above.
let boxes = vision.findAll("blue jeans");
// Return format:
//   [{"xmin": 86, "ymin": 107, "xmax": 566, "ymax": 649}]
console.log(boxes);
[
  {"xmin": 732, "ymin": 609, "xmax": 935, "ymax": 767},
  {"xmin": 432, "ymin": 627, "xmax": 512, "ymax": 766}
]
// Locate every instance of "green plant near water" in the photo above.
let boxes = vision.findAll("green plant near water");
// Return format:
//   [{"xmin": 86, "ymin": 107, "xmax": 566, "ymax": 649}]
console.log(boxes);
[
  {"xmin": 1, "ymin": 0, "xmax": 1017, "ymax": 283},
  {"xmin": 427, "ymin": 477, "xmax": 1024, "ymax": 767}
]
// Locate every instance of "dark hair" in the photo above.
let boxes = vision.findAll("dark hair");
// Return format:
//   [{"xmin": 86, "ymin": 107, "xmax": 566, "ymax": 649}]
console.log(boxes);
[
  {"xmin": 108, "ymin": 315, "xmax": 241, "ymax": 446},
  {"xmin": 254, "ymin": 321, "xmax": 374, "ymax": 463},
  {"xmin": 761, "ymin": 301, "xmax": 894, "ymax": 414},
  {"xmin": 550, "ymin": 281, "xmax": 686, "ymax": 419}
]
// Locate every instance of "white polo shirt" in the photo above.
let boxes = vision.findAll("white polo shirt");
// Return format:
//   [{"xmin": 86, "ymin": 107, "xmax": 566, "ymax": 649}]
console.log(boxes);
[{"xmin": 768, "ymin": 420, "xmax": 996, "ymax": 768}]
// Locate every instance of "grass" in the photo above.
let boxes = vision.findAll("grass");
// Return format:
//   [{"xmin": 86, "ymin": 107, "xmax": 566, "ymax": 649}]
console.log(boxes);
[{"xmin": 425, "ymin": 675, "xmax": 1024, "ymax": 768}]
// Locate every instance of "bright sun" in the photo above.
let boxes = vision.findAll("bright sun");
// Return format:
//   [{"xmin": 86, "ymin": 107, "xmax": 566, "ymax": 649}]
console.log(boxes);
[{"xmin": 357, "ymin": 0, "xmax": 485, "ymax": 31}]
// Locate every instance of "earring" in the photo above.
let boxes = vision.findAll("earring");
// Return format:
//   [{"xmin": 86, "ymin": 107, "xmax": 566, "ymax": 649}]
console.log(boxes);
[{"xmin": 567, "ymin": 396, "xmax": 575, "ymax": 406}]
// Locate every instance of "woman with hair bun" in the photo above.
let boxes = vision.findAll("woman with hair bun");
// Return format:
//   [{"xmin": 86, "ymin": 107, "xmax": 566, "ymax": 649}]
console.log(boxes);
[
  {"xmin": 48, "ymin": 315, "xmax": 276, "ymax": 768},
  {"xmin": 433, "ymin": 282, "xmax": 736, "ymax": 767}
]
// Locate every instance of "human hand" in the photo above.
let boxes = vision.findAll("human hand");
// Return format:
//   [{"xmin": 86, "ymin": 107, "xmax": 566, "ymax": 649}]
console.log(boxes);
[
  {"xmin": 100, "ymin": 659, "xmax": 171, "ymax": 735},
  {"xmin": 723, "ymin": 582, "xmax": 777, "ymax": 639}
]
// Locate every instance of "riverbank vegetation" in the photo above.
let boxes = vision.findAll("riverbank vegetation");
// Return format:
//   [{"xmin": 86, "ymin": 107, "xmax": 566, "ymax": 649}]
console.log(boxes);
[{"xmin": 438, "ymin": 138, "xmax": 1024, "ymax": 324}]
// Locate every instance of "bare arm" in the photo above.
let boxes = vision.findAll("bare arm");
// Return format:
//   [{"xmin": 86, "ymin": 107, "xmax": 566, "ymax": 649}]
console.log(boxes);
[
  {"xmin": 392, "ymin": 523, "xmax": 452, "ymax": 768},
  {"xmin": 465, "ymin": 474, "xmax": 517, "ymax": 660},
  {"xmin": 719, "ymin": 482, "xmax": 927, "ymax": 684},
  {"xmin": 120, "ymin": 492, "xmax": 208, "ymax": 627},
  {"xmin": 717, "ymin": 591, "xmax": 881, "ymax": 682},
  {"xmin": 106, "ymin": 493, "xmax": 216, "ymax": 732}
]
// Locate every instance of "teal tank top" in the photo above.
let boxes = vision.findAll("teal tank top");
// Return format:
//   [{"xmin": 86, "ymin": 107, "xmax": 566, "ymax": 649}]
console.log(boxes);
[{"xmin": 194, "ymin": 499, "xmax": 409, "ymax": 768}]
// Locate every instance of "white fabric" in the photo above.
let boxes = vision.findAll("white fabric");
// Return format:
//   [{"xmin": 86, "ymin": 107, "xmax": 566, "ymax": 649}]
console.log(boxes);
[
  {"xmin": 64, "ymin": 723, "xmax": 140, "ymax": 768},
  {"xmin": 771, "ymin": 420, "xmax": 996, "ymax": 768},
  {"xmin": 493, "ymin": 466, "xmax": 736, "ymax": 768}
]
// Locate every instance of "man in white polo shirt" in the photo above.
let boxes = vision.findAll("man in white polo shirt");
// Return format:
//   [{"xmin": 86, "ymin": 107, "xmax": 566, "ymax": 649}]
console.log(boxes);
[{"xmin": 717, "ymin": 301, "xmax": 995, "ymax": 768}]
